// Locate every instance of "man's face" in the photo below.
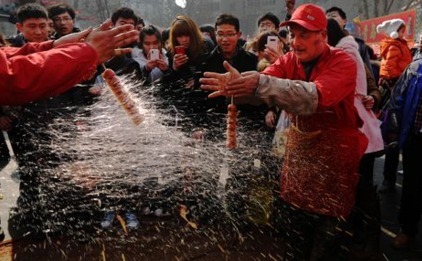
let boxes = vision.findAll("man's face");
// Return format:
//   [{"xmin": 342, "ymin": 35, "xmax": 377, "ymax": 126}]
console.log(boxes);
[
  {"xmin": 176, "ymin": 35, "xmax": 190, "ymax": 49},
  {"xmin": 115, "ymin": 17, "xmax": 136, "ymax": 27},
  {"xmin": 216, "ymin": 24, "xmax": 240, "ymax": 58},
  {"xmin": 142, "ymin": 34, "xmax": 160, "ymax": 55},
  {"xmin": 285, "ymin": 0, "xmax": 295, "ymax": 9},
  {"xmin": 47, "ymin": 18, "xmax": 55, "ymax": 37},
  {"xmin": 136, "ymin": 23, "xmax": 143, "ymax": 32},
  {"xmin": 53, "ymin": 12, "xmax": 74, "ymax": 36},
  {"xmin": 289, "ymin": 24, "xmax": 326, "ymax": 62},
  {"xmin": 259, "ymin": 19, "xmax": 276, "ymax": 33},
  {"xmin": 16, "ymin": 18, "xmax": 48, "ymax": 43},
  {"xmin": 326, "ymin": 11, "xmax": 346, "ymax": 29}
]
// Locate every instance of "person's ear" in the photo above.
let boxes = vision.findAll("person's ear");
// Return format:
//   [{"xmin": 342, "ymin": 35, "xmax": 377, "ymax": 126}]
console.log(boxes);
[{"xmin": 16, "ymin": 22, "xmax": 23, "ymax": 32}]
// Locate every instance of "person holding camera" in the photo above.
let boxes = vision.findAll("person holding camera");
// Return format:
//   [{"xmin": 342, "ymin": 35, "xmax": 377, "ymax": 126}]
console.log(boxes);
[
  {"xmin": 164, "ymin": 15, "xmax": 213, "ymax": 84},
  {"xmin": 132, "ymin": 25, "xmax": 169, "ymax": 84}
]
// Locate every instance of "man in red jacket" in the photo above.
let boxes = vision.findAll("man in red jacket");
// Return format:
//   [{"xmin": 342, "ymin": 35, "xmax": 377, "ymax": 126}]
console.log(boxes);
[
  {"xmin": 0, "ymin": 19, "xmax": 138, "ymax": 106},
  {"xmin": 201, "ymin": 4, "xmax": 368, "ymax": 260}
]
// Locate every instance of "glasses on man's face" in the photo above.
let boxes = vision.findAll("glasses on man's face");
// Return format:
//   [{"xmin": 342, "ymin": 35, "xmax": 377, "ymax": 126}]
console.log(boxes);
[
  {"xmin": 54, "ymin": 16, "xmax": 72, "ymax": 23},
  {"xmin": 216, "ymin": 32, "xmax": 237, "ymax": 38}
]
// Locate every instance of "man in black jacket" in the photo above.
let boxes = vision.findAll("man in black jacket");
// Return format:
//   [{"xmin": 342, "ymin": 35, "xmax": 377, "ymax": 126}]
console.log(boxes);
[
  {"xmin": 7, "ymin": 3, "xmax": 49, "ymax": 46},
  {"xmin": 201, "ymin": 14, "xmax": 260, "ymax": 116},
  {"xmin": 48, "ymin": 3, "xmax": 80, "ymax": 39},
  {"xmin": 202, "ymin": 14, "xmax": 257, "ymax": 75},
  {"xmin": 326, "ymin": 6, "xmax": 374, "ymax": 77}
]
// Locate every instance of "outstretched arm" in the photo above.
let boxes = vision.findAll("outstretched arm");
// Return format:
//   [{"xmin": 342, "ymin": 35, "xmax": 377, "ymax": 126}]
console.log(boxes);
[
  {"xmin": 0, "ymin": 20, "xmax": 138, "ymax": 106},
  {"xmin": 200, "ymin": 61, "xmax": 318, "ymax": 115}
]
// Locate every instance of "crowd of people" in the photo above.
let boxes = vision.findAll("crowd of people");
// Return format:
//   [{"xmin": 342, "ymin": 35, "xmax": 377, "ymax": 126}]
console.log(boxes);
[{"xmin": 1, "ymin": 1, "xmax": 422, "ymax": 260}]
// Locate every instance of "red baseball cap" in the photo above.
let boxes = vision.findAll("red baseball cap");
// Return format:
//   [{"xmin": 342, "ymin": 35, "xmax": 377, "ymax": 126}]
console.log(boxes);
[{"xmin": 280, "ymin": 4, "xmax": 327, "ymax": 31}]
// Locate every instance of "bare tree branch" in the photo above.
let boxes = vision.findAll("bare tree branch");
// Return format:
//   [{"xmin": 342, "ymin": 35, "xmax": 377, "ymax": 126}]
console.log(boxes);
[
  {"xmin": 73, "ymin": 0, "xmax": 79, "ymax": 11},
  {"xmin": 361, "ymin": 0, "xmax": 369, "ymax": 19},
  {"xmin": 382, "ymin": 0, "xmax": 388, "ymax": 15},
  {"xmin": 374, "ymin": 0, "xmax": 380, "ymax": 17},
  {"xmin": 403, "ymin": 0, "xmax": 417, "ymax": 10},
  {"xmin": 386, "ymin": 0, "xmax": 396, "ymax": 14}
]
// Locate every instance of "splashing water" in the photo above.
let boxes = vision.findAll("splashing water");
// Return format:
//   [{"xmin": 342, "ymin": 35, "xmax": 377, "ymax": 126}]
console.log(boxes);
[{"xmin": 7, "ymin": 73, "xmax": 283, "ymax": 259}]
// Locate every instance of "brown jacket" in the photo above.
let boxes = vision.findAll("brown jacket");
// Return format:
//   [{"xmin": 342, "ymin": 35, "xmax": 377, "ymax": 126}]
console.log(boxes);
[{"xmin": 365, "ymin": 64, "xmax": 381, "ymax": 110}]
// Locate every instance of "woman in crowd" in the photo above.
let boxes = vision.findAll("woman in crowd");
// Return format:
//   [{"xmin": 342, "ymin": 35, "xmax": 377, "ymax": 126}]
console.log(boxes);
[
  {"xmin": 165, "ymin": 15, "xmax": 213, "ymax": 83},
  {"xmin": 255, "ymin": 31, "xmax": 284, "ymax": 73},
  {"xmin": 253, "ymin": 31, "xmax": 286, "ymax": 130},
  {"xmin": 132, "ymin": 25, "xmax": 169, "ymax": 84}
]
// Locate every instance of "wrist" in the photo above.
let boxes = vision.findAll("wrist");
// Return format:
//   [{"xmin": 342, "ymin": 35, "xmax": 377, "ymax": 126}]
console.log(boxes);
[{"xmin": 258, "ymin": 74, "xmax": 268, "ymax": 88}]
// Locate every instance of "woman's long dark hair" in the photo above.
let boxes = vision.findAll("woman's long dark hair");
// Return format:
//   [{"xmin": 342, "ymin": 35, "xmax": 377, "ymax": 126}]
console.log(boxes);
[{"xmin": 326, "ymin": 18, "xmax": 346, "ymax": 47}]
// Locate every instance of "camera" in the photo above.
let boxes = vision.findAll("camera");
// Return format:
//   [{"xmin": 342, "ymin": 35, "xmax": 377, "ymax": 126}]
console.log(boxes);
[
  {"xmin": 149, "ymin": 49, "xmax": 160, "ymax": 60},
  {"xmin": 267, "ymin": 36, "xmax": 279, "ymax": 50}
]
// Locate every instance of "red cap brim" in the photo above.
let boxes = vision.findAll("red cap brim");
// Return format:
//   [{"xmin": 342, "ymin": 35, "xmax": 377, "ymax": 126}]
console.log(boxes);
[{"xmin": 280, "ymin": 20, "xmax": 322, "ymax": 31}]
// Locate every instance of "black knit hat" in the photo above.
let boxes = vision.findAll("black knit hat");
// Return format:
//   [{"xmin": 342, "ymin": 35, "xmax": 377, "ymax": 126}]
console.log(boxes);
[{"xmin": 257, "ymin": 12, "xmax": 280, "ymax": 30}]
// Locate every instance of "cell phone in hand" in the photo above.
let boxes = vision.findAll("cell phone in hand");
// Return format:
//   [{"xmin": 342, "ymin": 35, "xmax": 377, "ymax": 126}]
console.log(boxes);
[
  {"xmin": 267, "ymin": 35, "xmax": 279, "ymax": 50},
  {"xmin": 149, "ymin": 49, "xmax": 160, "ymax": 60},
  {"xmin": 175, "ymin": 45, "xmax": 186, "ymax": 55}
]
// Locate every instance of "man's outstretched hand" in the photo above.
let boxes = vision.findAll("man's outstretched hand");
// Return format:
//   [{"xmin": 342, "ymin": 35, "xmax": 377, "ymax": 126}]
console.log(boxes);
[
  {"xmin": 200, "ymin": 61, "xmax": 260, "ymax": 98},
  {"xmin": 200, "ymin": 61, "xmax": 240, "ymax": 98},
  {"xmin": 54, "ymin": 19, "xmax": 139, "ymax": 63}
]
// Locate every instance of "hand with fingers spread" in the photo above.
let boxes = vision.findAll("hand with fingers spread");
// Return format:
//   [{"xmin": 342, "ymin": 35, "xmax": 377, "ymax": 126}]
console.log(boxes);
[
  {"xmin": 200, "ymin": 61, "xmax": 239, "ymax": 98},
  {"xmin": 227, "ymin": 71, "xmax": 262, "ymax": 97},
  {"xmin": 0, "ymin": 19, "xmax": 138, "ymax": 106},
  {"xmin": 53, "ymin": 27, "xmax": 93, "ymax": 46},
  {"xmin": 201, "ymin": 61, "xmax": 257, "ymax": 98},
  {"xmin": 60, "ymin": 19, "xmax": 139, "ymax": 64},
  {"xmin": 85, "ymin": 19, "xmax": 139, "ymax": 63}
]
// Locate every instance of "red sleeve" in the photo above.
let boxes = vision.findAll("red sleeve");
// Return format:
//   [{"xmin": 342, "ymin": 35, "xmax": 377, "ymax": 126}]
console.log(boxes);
[
  {"xmin": 2, "ymin": 41, "xmax": 55, "ymax": 58},
  {"xmin": 313, "ymin": 50, "xmax": 357, "ymax": 110},
  {"xmin": 262, "ymin": 49, "xmax": 357, "ymax": 110},
  {"xmin": 0, "ymin": 42, "xmax": 98, "ymax": 106}
]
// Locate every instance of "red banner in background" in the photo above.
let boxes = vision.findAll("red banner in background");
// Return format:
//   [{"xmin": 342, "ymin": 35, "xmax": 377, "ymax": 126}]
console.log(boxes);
[
  {"xmin": 353, "ymin": 9, "xmax": 417, "ymax": 56},
  {"xmin": 358, "ymin": 9, "xmax": 416, "ymax": 44}
]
